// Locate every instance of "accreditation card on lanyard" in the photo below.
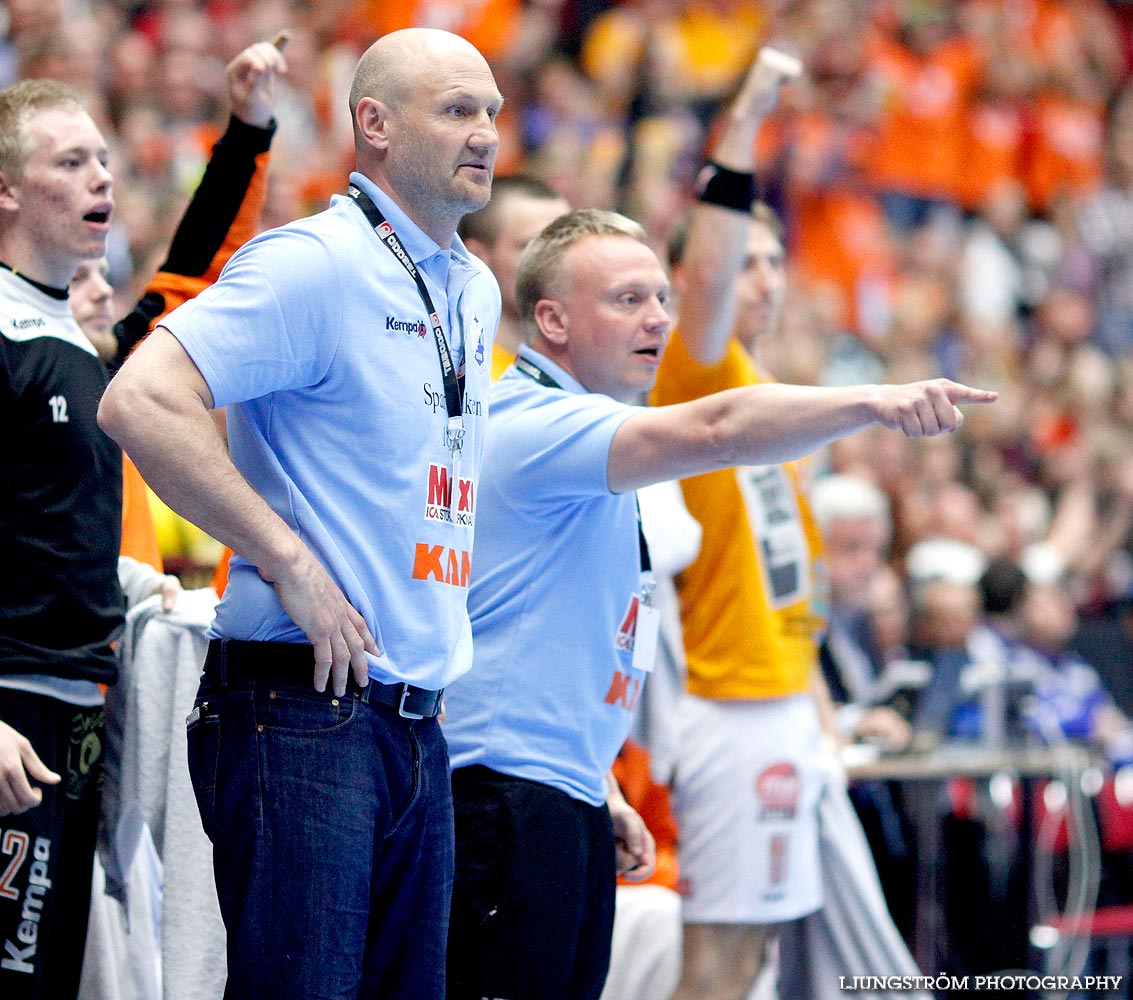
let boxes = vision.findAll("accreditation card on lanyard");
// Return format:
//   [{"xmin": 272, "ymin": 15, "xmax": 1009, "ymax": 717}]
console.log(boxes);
[
  {"xmin": 631, "ymin": 495, "xmax": 661, "ymax": 672},
  {"xmin": 349, "ymin": 185, "xmax": 465, "ymax": 507},
  {"xmin": 514, "ymin": 355, "xmax": 662, "ymax": 671}
]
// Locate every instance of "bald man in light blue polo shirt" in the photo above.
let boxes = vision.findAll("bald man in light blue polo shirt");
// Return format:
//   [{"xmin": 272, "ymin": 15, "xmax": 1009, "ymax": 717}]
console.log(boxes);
[{"xmin": 100, "ymin": 28, "xmax": 503, "ymax": 1000}]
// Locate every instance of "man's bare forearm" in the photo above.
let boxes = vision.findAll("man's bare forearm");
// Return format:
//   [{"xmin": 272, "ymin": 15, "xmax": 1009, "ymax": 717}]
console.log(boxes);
[
  {"xmin": 99, "ymin": 328, "xmax": 301, "ymax": 581},
  {"xmin": 609, "ymin": 378, "xmax": 997, "ymax": 494},
  {"xmin": 100, "ymin": 327, "xmax": 378, "ymax": 693}
]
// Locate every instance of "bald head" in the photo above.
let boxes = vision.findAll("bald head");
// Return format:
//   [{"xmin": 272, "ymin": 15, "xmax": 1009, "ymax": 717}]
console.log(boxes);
[
  {"xmin": 349, "ymin": 29, "xmax": 490, "ymax": 129},
  {"xmin": 347, "ymin": 29, "xmax": 502, "ymax": 246}
]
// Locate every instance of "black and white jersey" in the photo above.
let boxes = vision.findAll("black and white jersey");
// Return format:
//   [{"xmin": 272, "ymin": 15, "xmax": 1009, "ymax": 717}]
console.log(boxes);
[{"xmin": 0, "ymin": 267, "xmax": 123, "ymax": 683}]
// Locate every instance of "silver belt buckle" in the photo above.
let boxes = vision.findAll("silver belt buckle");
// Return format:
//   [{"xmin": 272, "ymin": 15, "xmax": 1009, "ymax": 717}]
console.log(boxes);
[{"xmin": 398, "ymin": 684, "xmax": 426, "ymax": 720}]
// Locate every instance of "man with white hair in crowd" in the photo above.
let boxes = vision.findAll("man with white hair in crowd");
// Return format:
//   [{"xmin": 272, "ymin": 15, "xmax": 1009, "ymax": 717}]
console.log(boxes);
[{"xmin": 811, "ymin": 473, "xmax": 912, "ymax": 751}]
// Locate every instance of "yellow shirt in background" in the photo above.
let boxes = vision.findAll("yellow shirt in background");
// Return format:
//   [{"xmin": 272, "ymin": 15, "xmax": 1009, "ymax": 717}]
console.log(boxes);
[
  {"xmin": 581, "ymin": 2, "xmax": 763, "ymax": 103},
  {"xmin": 491, "ymin": 341, "xmax": 515, "ymax": 383},
  {"xmin": 650, "ymin": 329, "xmax": 826, "ymax": 701},
  {"xmin": 148, "ymin": 489, "xmax": 223, "ymax": 574}
]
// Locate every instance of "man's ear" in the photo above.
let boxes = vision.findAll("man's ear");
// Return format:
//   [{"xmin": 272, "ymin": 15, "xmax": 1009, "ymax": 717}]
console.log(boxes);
[
  {"xmin": 355, "ymin": 97, "xmax": 391, "ymax": 154},
  {"xmin": 533, "ymin": 299, "xmax": 568, "ymax": 345},
  {"xmin": 0, "ymin": 170, "xmax": 20, "ymax": 213}
]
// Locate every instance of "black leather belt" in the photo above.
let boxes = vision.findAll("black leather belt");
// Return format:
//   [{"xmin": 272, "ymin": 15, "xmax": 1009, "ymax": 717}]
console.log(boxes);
[{"xmin": 203, "ymin": 639, "xmax": 444, "ymax": 720}]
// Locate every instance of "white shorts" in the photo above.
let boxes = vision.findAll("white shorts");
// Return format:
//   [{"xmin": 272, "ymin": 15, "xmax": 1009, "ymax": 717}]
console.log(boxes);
[{"xmin": 672, "ymin": 692, "xmax": 823, "ymax": 924}]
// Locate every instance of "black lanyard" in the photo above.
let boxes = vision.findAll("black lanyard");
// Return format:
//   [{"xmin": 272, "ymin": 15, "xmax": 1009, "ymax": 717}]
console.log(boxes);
[
  {"xmin": 514, "ymin": 354, "xmax": 653, "ymax": 579},
  {"xmin": 349, "ymin": 184, "xmax": 464, "ymax": 452}
]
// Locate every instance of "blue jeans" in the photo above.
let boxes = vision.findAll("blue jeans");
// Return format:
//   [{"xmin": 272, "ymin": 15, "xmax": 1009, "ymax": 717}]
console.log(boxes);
[{"xmin": 186, "ymin": 668, "xmax": 453, "ymax": 1000}]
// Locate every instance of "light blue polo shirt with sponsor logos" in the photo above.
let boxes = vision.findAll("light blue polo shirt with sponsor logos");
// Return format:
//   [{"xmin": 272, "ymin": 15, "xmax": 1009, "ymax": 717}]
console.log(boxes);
[
  {"xmin": 442, "ymin": 346, "xmax": 650, "ymax": 806},
  {"xmin": 162, "ymin": 172, "xmax": 499, "ymax": 690}
]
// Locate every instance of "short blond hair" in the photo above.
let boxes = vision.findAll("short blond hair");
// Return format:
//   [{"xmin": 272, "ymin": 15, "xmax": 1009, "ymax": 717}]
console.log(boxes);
[
  {"xmin": 0, "ymin": 79, "xmax": 85, "ymax": 178},
  {"xmin": 516, "ymin": 209, "xmax": 647, "ymax": 331}
]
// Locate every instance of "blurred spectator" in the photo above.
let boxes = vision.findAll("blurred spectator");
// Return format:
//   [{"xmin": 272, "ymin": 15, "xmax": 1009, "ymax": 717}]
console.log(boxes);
[
  {"xmin": 580, "ymin": 0, "xmax": 763, "ymax": 124},
  {"xmin": 906, "ymin": 573, "xmax": 985, "ymax": 742},
  {"xmin": 911, "ymin": 550, "xmax": 1133, "ymax": 760},
  {"xmin": 524, "ymin": 55, "xmax": 625, "ymax": 209},
  {"xmin": 104, "ymin": 28, "xmax": 158, "ymax": 126},
  {"xmin": 812, "ymin": 473, "xmax": 912, "ymax": 752},
  {"xmin": 0, "ymin": 0, "xmax": 65, "ymax": 87},
  {"xmin": 458, "ymin": 175, "xmax": 571, "ymax": 378},
  {"xmin": 16, "ymin": 19, "xmax": 107, "ymax": 98},
  {"xmin": 864, "ymin": 1, "xmax": 982, "ymax": 232},
  {"xmin": 866, "ymin": 564, "xmax": 915, "ymax": 667},
  {"xmin": 960, "ymin": 177, "xmax": 1060, "ymax": 328},
  {"xmin": 1072, "ymin": 590, "xmax": 1133, "ymax": 718},
  {"xmin": 350, "ymin": 0, "xmax": 525, "ymax": 65},
  {"xmin": 1064, "ymin": 96, "xmax": 1133, "ymax": 357},
  {"xmin": 957, "ymin": 49, "xmax": 1031, "ymax": 215},
  {"xmin": 773, "ymin": 50, "xmax": 897, "ymax": 340},
  {"xmin": 1023, "ymin": 68, "xmax": 1106, "ymax": 217},
  {"xmin": 1019, "ymin": 0, "xmax": 1116, "ymax": 216},
  {"xmin": 1019, "ymin": 573, "xmax": 1133, "ymax": 759}
]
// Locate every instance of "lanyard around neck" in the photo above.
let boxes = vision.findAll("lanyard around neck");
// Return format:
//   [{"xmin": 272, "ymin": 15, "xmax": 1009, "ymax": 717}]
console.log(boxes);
[
  {"xmin": 513, "ymin": 353, "xmax": 560, "ymax": 389},
  {"xmin": 514, "ymin": 353, "xmax": 654, "ymax": 582},
  {"xmin": 349, "ymin": 184, "xmax": 464, "ymax": 452}
]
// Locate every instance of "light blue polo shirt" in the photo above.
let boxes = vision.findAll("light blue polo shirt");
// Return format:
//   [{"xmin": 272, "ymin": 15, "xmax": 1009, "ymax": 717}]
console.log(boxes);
[
  {"xmin": 442, "ymin": 346, "xmax": 649, "ymax": 805},
  {"xmin": 163, "ymin": 172, "xmax": 499, "ymax": 689}
]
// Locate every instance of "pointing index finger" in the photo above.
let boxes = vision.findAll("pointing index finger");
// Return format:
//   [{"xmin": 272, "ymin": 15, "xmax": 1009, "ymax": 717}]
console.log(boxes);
[{"xmin": 951, "ymin": 385, "xmax": 999, "ymax": 404}]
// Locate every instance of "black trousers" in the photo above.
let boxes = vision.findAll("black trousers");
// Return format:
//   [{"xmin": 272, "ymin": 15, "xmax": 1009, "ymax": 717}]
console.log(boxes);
[
  {"xmin": 447, "ymin": 765, "xmax": 617, "ymax": 1000},
  {"xmin": 0, "ymin": 688, "xmax": 104, "ymax": 1000}
]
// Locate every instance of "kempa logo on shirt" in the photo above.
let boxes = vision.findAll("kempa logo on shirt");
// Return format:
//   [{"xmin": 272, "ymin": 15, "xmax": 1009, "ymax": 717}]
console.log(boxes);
[
  {"xmin": 387, "ymin": 315, "xmax": 427, "ymax": 338},
  {"xmin": 1, "ymin": 832, "xmax": 51, "ymax": 974},
  {"xmin": 9, "ymin": 317, "xmax": 45, "ymax": 330},
  {"xmin": 424, "ymin": 463, "xmax": 475, "ymax": 527}
]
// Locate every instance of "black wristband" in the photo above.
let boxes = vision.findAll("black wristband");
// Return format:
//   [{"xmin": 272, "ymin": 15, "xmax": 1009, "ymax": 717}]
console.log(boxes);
[
  {"xmin": 220, "ymin": 114, "xmax": 278, "ymax": 156},
  {"xmin": 695, "ymin": 161, "xmax": 756, "ymax": 213}
]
